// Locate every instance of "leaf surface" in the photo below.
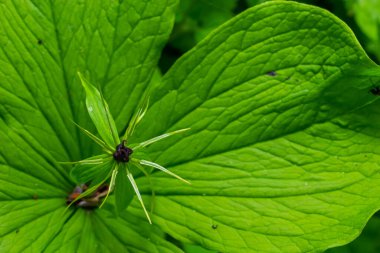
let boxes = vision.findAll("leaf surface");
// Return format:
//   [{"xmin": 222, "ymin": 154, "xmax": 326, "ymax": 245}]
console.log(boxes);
[
  {"xmin": 0, "ymin": 0, "xmax": 179, "ymax": 252},
  {"xmin": 69, "ymin": 155, "xmax": 112, "ymax": 184},
  {"xmin": 43, "ymin": 208, "xmax": 182, "ymax": 253},
  {"xmin": 135, "ymin": 2, "xmax": 380, "ymax": 252}
]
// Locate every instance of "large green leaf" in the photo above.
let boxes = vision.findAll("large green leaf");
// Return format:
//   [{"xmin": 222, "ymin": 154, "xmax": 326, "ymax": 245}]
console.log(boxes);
[
  {"xmin": 43, "ymin": 208, "xmax": 182, "ymax": 253},
  {"xmin": 69, "ymin": 155, "xmax": 112, "ymax": 184},
  {"xmin": 134, "ymin": 2, "xmax": 380, "ymax": 252},
  {"xmin": 2, "ymin": 0, "xmax": 380, "ymax": 252},
  {"xmin": 0, "ymin": 0, "xmax": 178, "ymax": 252}
]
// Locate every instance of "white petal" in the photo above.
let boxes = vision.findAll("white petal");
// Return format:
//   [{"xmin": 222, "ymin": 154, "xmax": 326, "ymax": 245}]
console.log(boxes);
[{"xmin": 139, "ymin": 160, "xmax": 191, "ymax": 185}]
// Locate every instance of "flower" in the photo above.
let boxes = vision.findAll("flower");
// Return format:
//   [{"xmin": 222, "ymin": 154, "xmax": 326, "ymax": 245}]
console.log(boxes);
[{"xmin": 65, "ymin": 73, "xmax": 190, "ymax": 224}]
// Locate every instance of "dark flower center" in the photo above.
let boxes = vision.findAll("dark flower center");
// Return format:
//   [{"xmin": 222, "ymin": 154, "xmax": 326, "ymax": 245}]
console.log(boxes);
[{"xmin": 113, "ymin": 140, "xmax": 133, "ymax": 162}]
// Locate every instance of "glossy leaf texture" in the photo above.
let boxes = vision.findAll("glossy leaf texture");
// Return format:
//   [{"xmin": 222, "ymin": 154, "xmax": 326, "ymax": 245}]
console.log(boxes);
[
  {"xmin": 0, "ymin": 0, "xmax": 179, "ymax": 252},
  {"xmin": 134, "ymin": 2, "xmax": 380, "ymax": 253}
]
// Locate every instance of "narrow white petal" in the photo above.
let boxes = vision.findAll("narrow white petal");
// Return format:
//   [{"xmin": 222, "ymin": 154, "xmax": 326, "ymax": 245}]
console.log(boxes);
[
  {"xmin": 58, "ymin": 157, "xmax": 108, "ymax": 165},
  {"xmin": 72, "ymin": 121, "xmax": 114, "ymax": 153},
  {"xmin": 79, "ymin": 159, "xmax": 105, "ymax": 164},
  {"xmin": 136, "ymin": 97, "xmax": 149, "ymax": 125},
  {"xmin": 134, "ymin": 128, "xmax": 191, "ymax": 150},
  {"xmin": 109, "ymin": 167, "xmax": 118, "ymax": 192},
  {"xmin": 99, "ymin": 164, "xmax": 118, "ymax": 208},
  {"xmin": 139, "ymin": 160, "xmax": 191, "ymax": 185},
  {"xmin": 123, "ymin": 97, "xmax": 150, "ymax": 140},
  {"xmin": 127, "ymin": 170, "xmax": 152, "ymax": 224}
]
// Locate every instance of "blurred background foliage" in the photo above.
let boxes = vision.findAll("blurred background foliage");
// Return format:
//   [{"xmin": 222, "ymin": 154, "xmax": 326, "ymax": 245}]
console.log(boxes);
[
  {"xmin": 159, "ymin": 0, "xmax": 380, "ymax": 73},
  {"xmin": 158, "ymin": 0, "xmax": 380, "ymax": 252}
]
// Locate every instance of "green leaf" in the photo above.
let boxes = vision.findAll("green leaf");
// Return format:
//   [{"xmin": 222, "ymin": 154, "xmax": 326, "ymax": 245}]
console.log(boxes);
[
  {"xmin": 183, "ymin": 244, "xmax": 217, "ymax": 253},
  {"xmin": 133, "ymin": 128, "xmax": 190, "ymax": 150},
  {"xmin": 327, "ymin": 214, "xmax": 380, "ymax": 253},
  {"xmin": 67, "ymin": 165, "xmax": 115, "ymax": 209},
  {"xmin": 114, "ymin": 164, "xmax": 134, "ymax": 215},
  {"xmin": 139, "ymin": 159, "xmax": 191, "ymax": 185},
  {"xmin": 99, "ymin": 164, "xmax": 119, "ymax": 208},
  {"xmin": 0, "ymin": 200, "xmax": 73, "ymax": 253},
  {"xmin": 78, "ymin": 72, "xmax": 119, "ymax": 148},
  {"xmin": 134, "ymin": 2, "xmax": 380, "ymax": 252},
  {"xmin": 44, "ymin": 208, "xmax": 182, "ymax": 253},
  {"xmin": 123, "ymin": 96, "xmax": 150, "ymax": 141},
  {"xmin": 69, "ymin": 155, "xmax": 112, "ymax": 184},
  {"xmin": 72, "ymin": 121, "xmax": 114, "ymax": 154},
  {"xmin": 0, "ymin": 0, "xmax": 179, "ymax": 252}
]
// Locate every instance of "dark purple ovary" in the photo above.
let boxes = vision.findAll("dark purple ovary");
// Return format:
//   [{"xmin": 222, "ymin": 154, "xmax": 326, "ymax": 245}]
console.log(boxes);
[{"xmin": 113, "ymin": 141, "xmax": 133, "ymax": 162}]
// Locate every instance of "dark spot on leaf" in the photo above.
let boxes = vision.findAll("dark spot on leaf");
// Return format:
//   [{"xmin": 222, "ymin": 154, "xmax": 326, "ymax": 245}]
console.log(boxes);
[
  {"xmin": 370, "ymin": 86, "xmax": 380, "ymax": 96},
  {"xmin": 32, "ymin": 194, "xmax": 38, "ymax": 200},
  {"xmin": 212, "ymin": 224, "xmax": 218, "ymax": 229},
  {"xmin": 37, "ymin": 39, "xmax": 43, "ymax": 45},
  {"xmin": 113, "ymin": 140, "xmax": 133, "ymax": 162},
  {"xmin": 267, "ymin": 71, "xmax": 276, "ymax": 76},
  {"xmin": 15, "ymin": 229, "xmax": 19, "ymax": 234}
]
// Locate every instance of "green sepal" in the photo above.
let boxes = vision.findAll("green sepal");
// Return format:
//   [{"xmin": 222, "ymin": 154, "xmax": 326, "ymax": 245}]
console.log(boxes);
[
  {"xmin": 115, "ymin": 164, "xmax": 134, "ymax": 215},
  {"xmin": 99, "ymin": 163, "xmax": 119, "ymax": 208},
  {"xmin": 78, "ymin": 72, "xmax": 120, "ymax": 147},
  {"xmin": 123, "ymin": 96, "xmax": 150, "ymax": 141},
  {"xmin": 70, "ymin": 155, "xmax": 112, "ymax": 184}
]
